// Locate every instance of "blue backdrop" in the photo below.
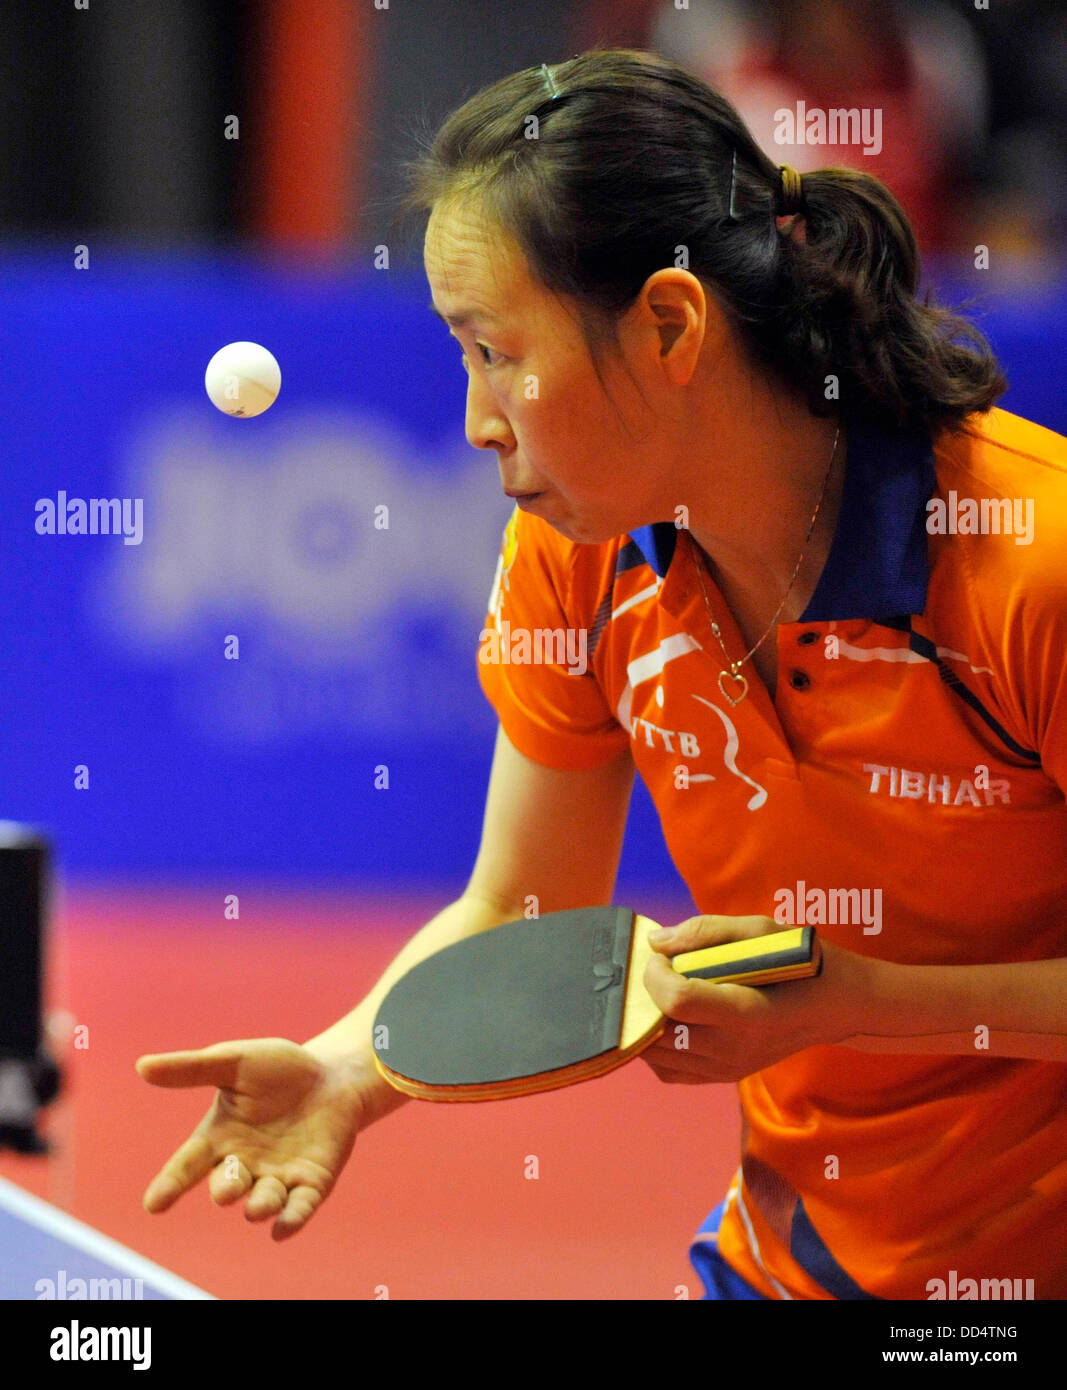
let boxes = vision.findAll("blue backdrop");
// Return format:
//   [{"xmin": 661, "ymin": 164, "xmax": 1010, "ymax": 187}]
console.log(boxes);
[{"xmin": 2, "ymin": 247, "xmax": 1064, "ymax": 895}]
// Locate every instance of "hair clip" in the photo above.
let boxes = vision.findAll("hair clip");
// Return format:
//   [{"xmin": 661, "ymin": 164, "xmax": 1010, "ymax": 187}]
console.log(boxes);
[
  {"xmin": 727, "ymin": 149, "xmax": 741, "ymax": 222},
  {"xmin": 540, "ymin": 63, "xmax": 561, "ymax": 100}
]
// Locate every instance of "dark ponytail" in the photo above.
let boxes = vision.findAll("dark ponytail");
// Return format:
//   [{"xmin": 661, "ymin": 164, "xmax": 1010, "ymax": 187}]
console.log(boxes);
[{"xmin": 397, "ymin": 48, "xmax": 1006, "ymax": 434}]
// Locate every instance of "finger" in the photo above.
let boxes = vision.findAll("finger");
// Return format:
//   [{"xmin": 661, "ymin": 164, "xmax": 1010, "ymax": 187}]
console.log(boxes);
[
  {"xmin": 136, "ymin": 1044, "xmax": 246, "ymax": 1090},
  {"xmin": 643, "ymin": 950, "xmax": 749, "ymax": 1021},
  {"xmin": 641, "ymin": 1054, "xmax": 721, "ymax": 1085},
  {"xmin": 643, "ymin": 1036, "xmax": 721, "ymax": 1075},
  {"xmin": 645, "ymin": 1027, "xmax": 710, "ymax": 1075},
  {"xmin": 271, "ymin": 1185, "xmax": 324, "ymax": 1242},
  {"xmin": 643, "ymin": 950, "xmax": 693, "ymax": 1016},
  {"xmin": 143, "ymin": 1133, "xmax": 217, "ymax": 1213},
  {"xmin": 244, "ymin": 1176, "xmax": 289, "ymax": 1222},
  {"xmin": 208, "ymin": 1155, "xmax": 254, "ymax": 1207},
  {"xmin": 649, "ymin": 936, "xmax": 780, "ymax": 1023},
  {"xmin": 647, "ymin": 914, "xmax": 778, "ymax": 956},
  {"xmin": 641, "ymin": 1037, "xmax": 733, "ymax": 1081}
]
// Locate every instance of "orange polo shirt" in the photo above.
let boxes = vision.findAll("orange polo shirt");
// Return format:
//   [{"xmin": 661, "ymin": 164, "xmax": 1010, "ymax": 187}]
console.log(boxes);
[{"xmin": 477, "ymin": 406, "xmax": 1067, "ymax": 1300}]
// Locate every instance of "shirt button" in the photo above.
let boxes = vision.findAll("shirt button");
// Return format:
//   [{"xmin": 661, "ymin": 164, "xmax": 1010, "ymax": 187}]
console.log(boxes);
[
  {"xmin": 797, "ymin": 631, "xmax": 819, "ymax": 645},
  {"xmin": 789, "ymin": 670, "xmax": 811, "ymax": 691}
]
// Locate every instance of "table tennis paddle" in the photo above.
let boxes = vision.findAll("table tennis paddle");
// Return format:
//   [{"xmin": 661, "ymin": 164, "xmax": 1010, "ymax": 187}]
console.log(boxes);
[{"xmin": 372, "ymin": 906, "xmax": 821, "ymax": 1101}]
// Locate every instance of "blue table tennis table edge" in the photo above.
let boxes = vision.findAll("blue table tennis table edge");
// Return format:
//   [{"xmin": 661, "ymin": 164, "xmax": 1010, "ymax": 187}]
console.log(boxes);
[{"xmin": 0, "ymin": 1174, "xmax": 214, "ymax": 1300}]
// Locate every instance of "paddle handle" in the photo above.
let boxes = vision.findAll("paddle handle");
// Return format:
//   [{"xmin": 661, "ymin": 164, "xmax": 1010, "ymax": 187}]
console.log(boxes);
[{"xmin": 670, "ymin": 926, "xmax": 821, "ymax": 987}]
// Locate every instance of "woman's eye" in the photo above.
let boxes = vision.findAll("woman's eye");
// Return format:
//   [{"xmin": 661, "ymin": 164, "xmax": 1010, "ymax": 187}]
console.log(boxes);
[{"xmin": 458, "ymin": 344, "xmax": 501, "ymax": 371}]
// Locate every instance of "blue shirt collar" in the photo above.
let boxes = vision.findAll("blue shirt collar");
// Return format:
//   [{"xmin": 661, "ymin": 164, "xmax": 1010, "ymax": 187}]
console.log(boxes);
[{"xmin": 626, "ymin": 413, "xmax": 936, "ymax": 622}]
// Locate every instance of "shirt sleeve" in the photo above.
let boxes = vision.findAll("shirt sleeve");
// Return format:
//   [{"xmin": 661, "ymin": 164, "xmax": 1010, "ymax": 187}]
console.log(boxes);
[
  {"xmin": 477, "ymin": 506, "xmax": 630, "ymax": 770},
  {"xmin": 993, "ymin": 485, "xmax": 1067, "ymax": 797},
  {"xmin": 1016, "ymin": 571, "xmax": 1067, "ymax": 797}
]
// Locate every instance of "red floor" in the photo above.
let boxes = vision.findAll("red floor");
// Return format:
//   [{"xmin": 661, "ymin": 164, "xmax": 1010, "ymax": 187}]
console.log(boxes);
[{"xmin": 0, "ymin": 882, "xmax": 740, "ymax": 1299}]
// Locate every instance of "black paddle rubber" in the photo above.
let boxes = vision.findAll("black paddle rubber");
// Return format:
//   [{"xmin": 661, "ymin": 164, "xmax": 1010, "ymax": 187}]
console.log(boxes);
[{"xmin": 373, "ymin": 906, "xmax": 636, "ymax": 1086}]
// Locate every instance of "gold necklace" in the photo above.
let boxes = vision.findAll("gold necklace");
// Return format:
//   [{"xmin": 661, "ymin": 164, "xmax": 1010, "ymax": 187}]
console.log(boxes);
[{"xmin": 688, "ymin": 424, "xmax": 840, "ymax": 706}]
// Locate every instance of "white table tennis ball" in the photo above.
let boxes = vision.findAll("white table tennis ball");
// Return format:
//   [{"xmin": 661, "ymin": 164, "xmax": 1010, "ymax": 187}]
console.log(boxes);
[{"xmin": 204, "ymin": 341, "xmax": 281, "ymax": 417}]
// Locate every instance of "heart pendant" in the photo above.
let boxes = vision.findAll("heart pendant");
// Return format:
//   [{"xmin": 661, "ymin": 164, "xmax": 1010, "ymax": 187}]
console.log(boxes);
[{"xmin": 717, "ymin": 669, "xmax": 748, "ymax": 706}]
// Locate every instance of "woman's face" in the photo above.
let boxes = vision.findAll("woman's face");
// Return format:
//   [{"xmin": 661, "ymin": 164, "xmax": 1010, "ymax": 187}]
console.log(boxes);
[{"xmin": 423, "ymin": 196, "xmax": 688, "ymax": 545}]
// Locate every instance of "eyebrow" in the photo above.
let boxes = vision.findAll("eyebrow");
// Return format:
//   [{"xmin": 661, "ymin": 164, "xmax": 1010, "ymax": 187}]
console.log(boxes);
[{"xmin": 428, "ymin": 302, "xmax": 501, "ymax": 328}]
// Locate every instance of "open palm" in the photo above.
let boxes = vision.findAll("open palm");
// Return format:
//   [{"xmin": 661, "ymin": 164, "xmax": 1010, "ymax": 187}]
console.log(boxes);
[{"xmin": 136, "ymin": 1037, "xmax": 368, "ymax": 1240}]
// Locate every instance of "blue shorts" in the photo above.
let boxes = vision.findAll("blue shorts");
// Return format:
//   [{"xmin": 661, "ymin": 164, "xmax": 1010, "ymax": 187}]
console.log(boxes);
[{"xmin": 689, "ymin": 1200, "xmax": 769, "ymax": 1300}]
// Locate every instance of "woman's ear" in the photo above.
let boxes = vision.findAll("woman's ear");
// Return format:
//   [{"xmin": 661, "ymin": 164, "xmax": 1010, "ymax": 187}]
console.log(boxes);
[{"xmin": 639, "ymin": 268, "xmax": 717, "ymax": 385}]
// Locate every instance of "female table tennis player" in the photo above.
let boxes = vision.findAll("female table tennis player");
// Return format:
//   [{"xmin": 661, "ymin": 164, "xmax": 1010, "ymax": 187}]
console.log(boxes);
[{"xmin": 137, "ymin": 50, "xmax": 1067, "ymax": 1300}]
